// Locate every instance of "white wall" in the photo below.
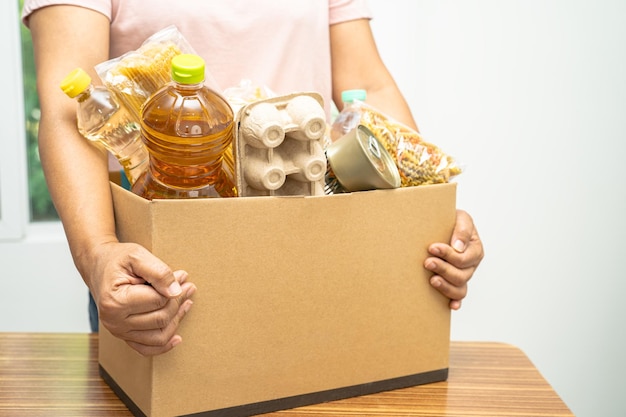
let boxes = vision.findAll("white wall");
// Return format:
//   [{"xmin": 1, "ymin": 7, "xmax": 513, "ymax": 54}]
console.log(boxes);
[
  {"xmin": 1, "ymin": 1, "xmax": 624, "ymax": 416},
  {"xmin": 0, "ymin": 225, "xmax": 89, "ymax": 333},
  {"xmin": 369, "ymin": 1, "xmax": 626, "ymax": 417}
]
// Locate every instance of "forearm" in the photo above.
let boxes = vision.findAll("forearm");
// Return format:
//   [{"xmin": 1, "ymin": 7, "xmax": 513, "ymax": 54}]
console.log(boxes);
[
  {"xmin": 38, "ymin": 114, "xmax": 118, "ymax": 285},
  {"xmin": 359, "ymin": 83, "xmax": 419, "ymax": 132},
  {"xmin": 29, "ymin": 5, "xmax": 115, "ymax": 288},
  {"xmin": 330, "ymin": 19, "xmax": 419, "ymax": 131}
]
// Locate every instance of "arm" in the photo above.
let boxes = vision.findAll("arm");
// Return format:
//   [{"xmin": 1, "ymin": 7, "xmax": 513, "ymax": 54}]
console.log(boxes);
[
  {"xmin": 28, "ymin": 5, "xmax": 195, "ymax": 354},
  {"xmin": 330, "ymin": 19, "xmax": 484, "ymax": 309},
  {"xmin": 330, "ymin": 18, "xmax": 418, "ymax": 130}
]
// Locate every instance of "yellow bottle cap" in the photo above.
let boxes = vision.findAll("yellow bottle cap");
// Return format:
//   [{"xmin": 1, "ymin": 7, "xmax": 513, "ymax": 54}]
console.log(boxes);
[
  {"xmin": 60, "ymin": 68, "xmax": 92, "ymax": 98},
  {"xmin": 171, "ymin": 54, "xmax": 205, "ymax": 84}
]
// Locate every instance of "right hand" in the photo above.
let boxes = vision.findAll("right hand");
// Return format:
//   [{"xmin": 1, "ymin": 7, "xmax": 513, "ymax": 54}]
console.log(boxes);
[{"xmin": 88, "ymin": 241, "xmax": 196, "ymax": 356}]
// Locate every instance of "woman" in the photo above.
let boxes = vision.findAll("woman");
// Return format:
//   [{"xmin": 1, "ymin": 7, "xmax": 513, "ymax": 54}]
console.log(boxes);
[{"xmin": 22, "ymin": 0, "xmax": 483, "ymax": 356}]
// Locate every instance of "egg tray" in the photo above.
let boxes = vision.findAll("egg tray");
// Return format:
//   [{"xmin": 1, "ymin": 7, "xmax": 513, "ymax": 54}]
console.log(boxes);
[{"xmin": 234, "ymin": 92, "xmax": 328, "ymax": 197}]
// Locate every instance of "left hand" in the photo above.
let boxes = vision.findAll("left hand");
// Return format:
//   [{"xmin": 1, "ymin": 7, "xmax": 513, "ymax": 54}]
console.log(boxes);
[{"xmin": 424, "ymin": 209, "xmax": 484, "ymax": 310}]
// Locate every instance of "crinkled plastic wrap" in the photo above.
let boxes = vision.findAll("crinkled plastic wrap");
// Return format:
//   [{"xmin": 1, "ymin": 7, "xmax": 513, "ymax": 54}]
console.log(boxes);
[
  {"xmin": 331, "ymin": 101, "xmax": 462, "ymax": 187},
  {"xmin": 223, "ymin": 79, "xmax": 277, "ymax": 115},
  {"xmin": 95, "ymin": 26, "xmax": 233, "ymax": 195},
  {"xmin": 95, "ymin": 26, "xmax": 207, "ymax": 121}
]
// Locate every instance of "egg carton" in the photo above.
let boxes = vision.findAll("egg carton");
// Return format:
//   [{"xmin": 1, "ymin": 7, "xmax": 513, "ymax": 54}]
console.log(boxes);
[{"xmin": 234, "ymin": 92, "xmax": 328, "ymax": 197}]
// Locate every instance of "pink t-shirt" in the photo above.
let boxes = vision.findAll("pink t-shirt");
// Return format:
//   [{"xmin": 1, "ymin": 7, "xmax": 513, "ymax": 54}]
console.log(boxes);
[{"xmin": 22, "ymin": 0, "xmax": 373, "ymax": 119}]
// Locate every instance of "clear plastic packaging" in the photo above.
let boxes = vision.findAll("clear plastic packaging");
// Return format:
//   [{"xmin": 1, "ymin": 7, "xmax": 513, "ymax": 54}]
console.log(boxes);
[
  {"xmin": 331, "ymin": 90, "xmax": 462, "ymax": 187},
  {"xmin": 95, "ymin": 27, "xmax": 235, "ymax": 198},
  {"xmin": 131, "ymin": 54, "xmax": 236, "ymax": 199},
  {"xmin": 95, "ymin": 25, "xmax": 219, "ymax": 121},
  {"xmin": 330, "ymin": 89, "xmax": 367, "ymax": 142},
  {"xmin": 222, "ymin": 79, "xmax": 277, "ymax": 115},
  {"xmin": 60, "ymin": 67, "xmax": 148, "ymax": 185}
]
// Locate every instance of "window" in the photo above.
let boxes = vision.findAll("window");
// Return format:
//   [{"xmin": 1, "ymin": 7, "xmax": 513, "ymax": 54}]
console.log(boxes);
[
  {"xmin": 0, "ymin": 0, "xmax": 28, "ymax": 239},
  {"xmin": 1, "ymin": 0, "xmax": 59, "ymax": 241},
  {"xmin": 19, "ymin": 0, "xmax": 58, "ymax": 222},
  {"xmin": 3, "ymin": 0, "xmax": 57, "ymax": 239}
]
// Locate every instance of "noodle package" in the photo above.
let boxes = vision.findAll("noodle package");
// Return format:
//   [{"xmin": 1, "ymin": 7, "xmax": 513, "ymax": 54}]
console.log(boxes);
[
  {"xmin": 331, "ymin": 95, "xmax": 462, "ymax": 187},
  {"xmin": 95, "ymin": 25, "xmax": 220, "ymax": 121},
  {"xmin": 95, "ymin": 26, "xmax": 233, "ymax": 194}
]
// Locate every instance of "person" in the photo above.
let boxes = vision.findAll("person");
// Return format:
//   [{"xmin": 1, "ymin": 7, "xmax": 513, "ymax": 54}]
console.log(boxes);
[{"xmin": 22, "ymin": 0, "xmax": 484, "ymax": 356}]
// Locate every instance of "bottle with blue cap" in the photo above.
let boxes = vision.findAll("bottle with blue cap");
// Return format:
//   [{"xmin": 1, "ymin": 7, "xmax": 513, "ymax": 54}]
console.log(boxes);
[
  {"xmin": 132, "ymin": 53, "xmax": 237, "ymax": 199},
  {"xmin": 330, "ymin": 89, "xmax": 367, "ymax": 142}
]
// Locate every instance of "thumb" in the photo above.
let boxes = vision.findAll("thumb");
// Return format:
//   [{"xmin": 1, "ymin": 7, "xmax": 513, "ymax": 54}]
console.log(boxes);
[
  {"xmin": 129, "ymin": 248, "xmax": 185, "ymax": 298},
  {"xmin": 451, "ymin": 210, "xmax": 473, "ymax": 253}
]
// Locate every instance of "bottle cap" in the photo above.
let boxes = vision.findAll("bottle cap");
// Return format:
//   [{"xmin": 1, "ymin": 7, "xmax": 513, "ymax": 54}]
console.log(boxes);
[
  {"xmin": 341, "ymin": 89, "xmax": 367, "ymax": 103},
  {"xmin": 60, "ymin": 68, "xmax": 91, "ymax": 98},
  {"xmin": 171, "ymin": 54, "xmax": 205, "ymax": 84}
]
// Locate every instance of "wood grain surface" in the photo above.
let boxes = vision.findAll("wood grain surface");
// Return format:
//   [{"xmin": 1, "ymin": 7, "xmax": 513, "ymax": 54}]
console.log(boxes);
[{"xmin": 0, "ymin": 333, "xmax": 572, "ymax": 417}]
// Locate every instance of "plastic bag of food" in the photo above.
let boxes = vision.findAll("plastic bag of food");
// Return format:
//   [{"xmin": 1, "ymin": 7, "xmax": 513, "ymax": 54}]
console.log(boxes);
[
  {"xmin": 95, "ymin": 25, "xmax": 220, "ymax": 121},
  {"xmin": 95, "ymin": 26, "xmax": 233, "ymax": 194},
  {"xmin": 331, "ymin": 98, "xmax": 462, "ymax": 187},
  {"xmin": 222, "ymin": 79, "xmax": 276, "ymax": 115}
]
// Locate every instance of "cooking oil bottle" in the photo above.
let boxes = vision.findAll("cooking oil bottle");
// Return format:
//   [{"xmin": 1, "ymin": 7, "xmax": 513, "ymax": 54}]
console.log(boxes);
[
  {"xmin": 60, "ymin": 68, "xmax": 148, "ymax": 185},
  {"xmin": 131, "ymin": 53, "xmax": 237, "ymax": 199}
]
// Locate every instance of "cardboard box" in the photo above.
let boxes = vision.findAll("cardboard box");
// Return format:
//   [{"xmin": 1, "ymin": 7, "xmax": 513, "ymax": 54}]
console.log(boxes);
[{"xmin": 99, "ymin": 182, "xmax": 456, "ymax": 417}]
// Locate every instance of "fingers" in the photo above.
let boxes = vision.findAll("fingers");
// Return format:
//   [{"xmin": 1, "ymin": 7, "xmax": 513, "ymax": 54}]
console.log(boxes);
[
  {"xmin": 126, "ymin": 334, "xmax": 183, "ymax": 356},
  {"xmin": 449, "ymin": 210, "xmax": 475, "ymax": 253},
  {"xmin": 426, "ymin": 258, "xmax": 469, "ymax": 300},
  {"xmin": 103, "ymin": 279, "xmax": 196, "ymax": 355},
  {"xmin": 124, "ymin": 297, "xmax": 195, "ymax": 356},
  {"xmin": 92, "ymin": 242, "xmax": 197, "ymax": 356},
  {"xmin": 427, "ymin": 240, "xmax": 482, "ymax": 271},
  {"xmin": 127, "ymin": 249, "xmax": 185, "ymax": 298},
  {"xmin": 427, "ymin": 269, "xmax": 467, "ymax": 311},
  {"xmin": 425, "ymin": 254, "xmax": 474, "ymax": 289},
  {"xmin": 424, "ymin": 209, "xmax": 485, "ymax": 310},
  {"xmin": 124, "ymin": 282, "xmax": 196, "ymax": 328},
  {"xmin": 116, "ymin": 271, "xmax": 190, "ymax": 315}
]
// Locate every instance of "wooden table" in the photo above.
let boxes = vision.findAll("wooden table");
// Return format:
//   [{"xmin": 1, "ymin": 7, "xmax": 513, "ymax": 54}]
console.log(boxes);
[{"xmin": 0, "ymin": 333, "xmax": 572, "ymax": 417}]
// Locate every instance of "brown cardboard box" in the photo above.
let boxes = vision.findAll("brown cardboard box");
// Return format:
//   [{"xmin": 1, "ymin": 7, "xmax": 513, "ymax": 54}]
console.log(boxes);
[{"xmin": 100, "ymin": 182, "xmax": 456, "ymax": 417}]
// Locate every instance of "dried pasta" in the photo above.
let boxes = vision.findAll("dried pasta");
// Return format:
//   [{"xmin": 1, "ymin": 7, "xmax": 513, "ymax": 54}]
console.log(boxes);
[
  {"xmin": 349, "ymin": 103, "xmax": 462, "ymax": 187},
  {"xmin": 101, "ymin": 42, "xmax": 182, "ymax": 120},
  {"xmin": 95, "ymin": 26, "xmax": 238, "ymax": 196}
]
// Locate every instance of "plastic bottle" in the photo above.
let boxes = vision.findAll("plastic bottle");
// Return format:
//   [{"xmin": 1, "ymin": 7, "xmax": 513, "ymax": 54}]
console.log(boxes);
[
  {"xmin": 330, "ymin": 89, "xmax": 367, "ymax": 142},
  {"xmin": 60, "ymin": 68, "xmax": 149, "ymax": 185},
  {"xmin": 131, "ymin": 54, "xmax": 237, "ymax": 199}
]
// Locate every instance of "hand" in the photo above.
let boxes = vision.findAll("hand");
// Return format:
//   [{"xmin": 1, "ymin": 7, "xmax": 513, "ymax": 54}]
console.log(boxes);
[
  {"xmin": 424, "ymin": 209, "xmax": 484, "ymax": 310},
  {"xmin": 88, "ymin": 241, "xmax": 197, "ymax": 356}
]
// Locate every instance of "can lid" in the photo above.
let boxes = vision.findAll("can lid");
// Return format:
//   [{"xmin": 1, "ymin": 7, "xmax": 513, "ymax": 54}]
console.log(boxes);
[
  {"xmin": 326, "ymin": 125, "xmax": 401, "ymax": 191},
  {"xmin": 60, "ymin": 68, "xmax": 91, "ymax": 98},
  {"xmin": 341, "ymin": 89, "xmax": 367, "ymax": 103},
  {"xmin": 354, "ymin": 125, "xmax": 401, "ymax": 188},
  {"xmin": 171, "ymin": 54, "xmax": 205, "ymax": 84}
]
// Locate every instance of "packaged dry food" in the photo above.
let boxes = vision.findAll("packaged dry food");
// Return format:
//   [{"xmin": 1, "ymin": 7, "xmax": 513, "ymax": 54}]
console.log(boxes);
[
  {"xmin": 131, "ymin": 54, "xmax": 236, "ymax": 199},
  {"xmin": 223, "ymin": 79, "xmax": 277, "ymax": 115},
  {"xmin": 331, "ymin": 90, "xmax": 462, "ymax": 187},
  {"xmin": 96, "ymin": 27, "xmax": 234, "ymax": 197},
  {"xmin": 95, "ymin": 25, "xmax": 220, "ymax": 121}
]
